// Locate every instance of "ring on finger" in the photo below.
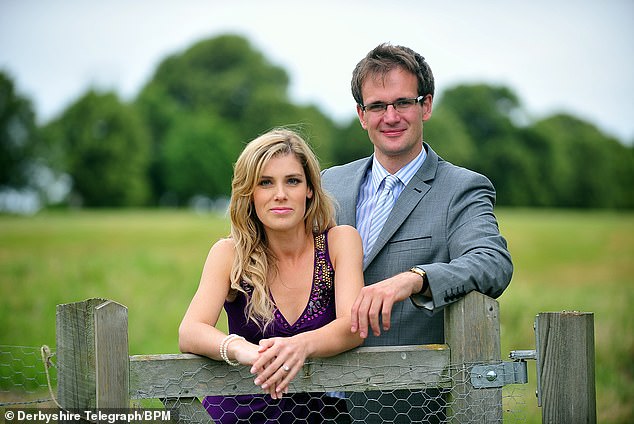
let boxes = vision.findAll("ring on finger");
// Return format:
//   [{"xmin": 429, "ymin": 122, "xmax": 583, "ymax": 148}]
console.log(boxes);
[{"xmin": 281, "ymin": 364, "xmax": 290, "ymax": 372}]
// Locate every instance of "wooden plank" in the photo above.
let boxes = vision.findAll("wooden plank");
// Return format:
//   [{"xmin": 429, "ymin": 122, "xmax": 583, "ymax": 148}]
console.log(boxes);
[
  {"xmin": 129, "ymin": 345, "xmax": 451, "ymax": 399},
  {"xmin": 56, "ymin": 298, "xmax": 109, "ymax": 409},
  {"xmin": 537, "ymin": 312, "xmax": 596, "ymax": 424},
  {"xmin": 94, "ymin": 300, "xmax": 130, "ymax": 408},
  {"xmin": 444, "ymin": 291, "xmax": 502, "ymax": 423}
]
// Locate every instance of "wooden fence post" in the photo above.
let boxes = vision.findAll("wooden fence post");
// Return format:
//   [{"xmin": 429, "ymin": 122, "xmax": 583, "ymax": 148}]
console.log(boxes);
[
  {"xmin": 56, "ymin": 298, "xmax": 130, "ymax": 410},
  {"xmin": 536, "ymin": 312, "xmax": 596, "ymax": 424},
  {"xmin": 444, "ymin": 291, "xmax": 501, "ymax": 423}
]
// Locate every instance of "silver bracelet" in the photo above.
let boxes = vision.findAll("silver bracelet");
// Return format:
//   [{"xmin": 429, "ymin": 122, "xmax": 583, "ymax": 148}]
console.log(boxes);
[{"xmin": 219, "ymin": 334, "xmax": 244, "ymax": 366}]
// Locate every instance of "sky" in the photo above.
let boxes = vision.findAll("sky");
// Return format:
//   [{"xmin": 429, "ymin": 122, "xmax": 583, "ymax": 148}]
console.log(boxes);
[{"xmin": 1, "ymin": 0, "xmax": 633, "ymax": 144}]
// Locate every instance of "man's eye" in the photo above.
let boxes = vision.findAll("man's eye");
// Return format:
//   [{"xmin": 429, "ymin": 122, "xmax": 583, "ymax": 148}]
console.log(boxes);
[
  {"xmin": 366, "ymin": 103, "xmax": 386, "ymax": 112},
  {"xmin": 395, "ymin": 99, "xmax": 415, "ymax": 107}
]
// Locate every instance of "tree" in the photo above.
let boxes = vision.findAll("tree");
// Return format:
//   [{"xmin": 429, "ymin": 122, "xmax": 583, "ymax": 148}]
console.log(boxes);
[
  {"xmin": 43, "ymin": 91, "xmax": 151, "ymax": 207},
  {"xmin": 423, "ymin": 106, "xmax": 475, "ymax": 169},
  {"xmin": 135, "ymin": 34, "xmax": 339, "ymax": 203},
  {"xmin": 0, "ymin": 71, "xmax": 37, "ymax": 188},
  {"xmin": 532, "ymin": 114, "xmax": 634, "ymax": 208},
  {"xmin": 332, "ymin": 117, "xmax": 373, "ymax": 165},
  {"xmin": 434, "ymin": 84, "xmax": 533, "ymax": 206},
  {"xmin": 160, "ymin": 113, "xmax": 240, "ymax": 203},
  {"xmin": 438, "ymin": 84, "xmax": 522, "ymax": 149}
]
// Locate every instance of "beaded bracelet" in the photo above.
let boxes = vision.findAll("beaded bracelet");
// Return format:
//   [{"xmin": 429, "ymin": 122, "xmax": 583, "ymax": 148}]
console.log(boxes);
[{"xmin": 219, "ymin": 334, "xmax": 244, "ymax": 366}]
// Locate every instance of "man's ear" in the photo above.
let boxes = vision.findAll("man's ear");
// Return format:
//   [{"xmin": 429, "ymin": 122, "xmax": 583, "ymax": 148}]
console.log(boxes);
[
  {"xmin": 356, "ymin": 104, "xmax": 368, "ymax": 130},
  {"xmin": 422, "ymin": 95, "xmax": 433, "ymax": 122}
]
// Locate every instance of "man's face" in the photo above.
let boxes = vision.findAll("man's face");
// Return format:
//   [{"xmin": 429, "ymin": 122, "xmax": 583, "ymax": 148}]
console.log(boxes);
[{"xmin": 356, "ymin": 67, "xmax": 432, "ymax": 171}]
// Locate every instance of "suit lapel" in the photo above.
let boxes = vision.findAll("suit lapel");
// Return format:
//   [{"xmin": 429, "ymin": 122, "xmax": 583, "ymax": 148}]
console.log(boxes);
[{"xmin": 364, "ymin": 144, "xmax": 439, "ymax": 267}]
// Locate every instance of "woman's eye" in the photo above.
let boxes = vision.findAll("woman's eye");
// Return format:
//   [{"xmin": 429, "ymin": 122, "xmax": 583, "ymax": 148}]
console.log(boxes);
[{"xmin": 259, "ymin": 179, "xmax": 272, "ymax": 186}]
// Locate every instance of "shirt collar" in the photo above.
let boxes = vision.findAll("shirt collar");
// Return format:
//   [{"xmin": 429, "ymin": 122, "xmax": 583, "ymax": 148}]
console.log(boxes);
[{"xmin": 370, "ymin": 145, "xmax": 427, "ymax": 192}]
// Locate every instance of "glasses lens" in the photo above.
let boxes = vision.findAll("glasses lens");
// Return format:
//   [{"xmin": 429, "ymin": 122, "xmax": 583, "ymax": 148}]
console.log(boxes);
[
  {"xmin": 364, "ymin": 97, "xmax": 422, "ymax": 113},
  {"xmin": 394, "ymin": 99, "xmax": 416, "ymax": 111},
  {"xmin": 365, "ymin": 103, "xmax": 386, "ymax": 113}
]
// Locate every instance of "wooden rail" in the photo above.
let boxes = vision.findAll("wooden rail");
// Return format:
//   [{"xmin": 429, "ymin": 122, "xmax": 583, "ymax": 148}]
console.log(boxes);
[{"xmin": 54, "ymin": 292, "xmax": 596, "ymax": 423}]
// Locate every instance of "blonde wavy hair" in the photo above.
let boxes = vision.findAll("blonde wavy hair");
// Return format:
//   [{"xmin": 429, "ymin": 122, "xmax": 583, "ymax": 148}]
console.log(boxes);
[{"xmin": 229, "ymin": 128, "xmax": 335, "ymax": 330}]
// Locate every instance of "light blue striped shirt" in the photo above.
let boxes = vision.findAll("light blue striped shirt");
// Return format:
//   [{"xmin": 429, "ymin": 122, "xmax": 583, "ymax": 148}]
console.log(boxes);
[{"xmin": 356, "ymin": 146, "xmax": 427, "ymax": 253}]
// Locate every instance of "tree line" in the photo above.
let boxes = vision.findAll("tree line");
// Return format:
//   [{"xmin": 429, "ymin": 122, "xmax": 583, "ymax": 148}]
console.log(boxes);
[{"xmin": 2, "ymin": 34, "xmax": 632, "ymax": 210}]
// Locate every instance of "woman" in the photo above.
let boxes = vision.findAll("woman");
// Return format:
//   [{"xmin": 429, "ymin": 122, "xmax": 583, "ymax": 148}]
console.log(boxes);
[{"xmin": 179, "ymin": 128, "xmax": 364, "ymax": 423}]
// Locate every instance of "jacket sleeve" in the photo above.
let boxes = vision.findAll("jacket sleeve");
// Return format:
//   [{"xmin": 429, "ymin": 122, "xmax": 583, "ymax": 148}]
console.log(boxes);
[{"xmin": 410, "ymin": 171, "xmax": 513, "ymax": 312}]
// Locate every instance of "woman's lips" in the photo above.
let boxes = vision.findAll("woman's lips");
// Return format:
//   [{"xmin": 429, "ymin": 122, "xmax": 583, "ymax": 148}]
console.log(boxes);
[{"xmin": 270, "ymin": 207, "xmax": 292, "ymax": 214}]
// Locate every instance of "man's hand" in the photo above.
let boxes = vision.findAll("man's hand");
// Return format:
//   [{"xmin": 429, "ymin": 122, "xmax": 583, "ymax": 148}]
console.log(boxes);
[{"xmin": 350, "ymin": 272, "xmax": 424, "ymax": 338}]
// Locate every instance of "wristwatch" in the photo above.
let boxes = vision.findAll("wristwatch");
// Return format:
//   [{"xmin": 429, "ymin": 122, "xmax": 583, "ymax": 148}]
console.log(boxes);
[{"xmin": 409, "ymin": 267, "xmax": 428, "ymax": 293}]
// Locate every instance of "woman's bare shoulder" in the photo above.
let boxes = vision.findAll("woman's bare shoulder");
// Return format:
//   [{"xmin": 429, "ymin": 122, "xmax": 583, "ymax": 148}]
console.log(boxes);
[
  {"xmin": 327, "ymin": 225, "xmax": 362, "ymax": 257},
  {"xmin": 207, "ymin": 237, "xmax": 236, "ymax": 260},
  {"xmin": 328, "ymin": 225, "xmax": 361, "ymax": 240}
]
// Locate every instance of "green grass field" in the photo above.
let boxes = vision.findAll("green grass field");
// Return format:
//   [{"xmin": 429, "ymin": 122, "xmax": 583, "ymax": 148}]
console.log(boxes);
[{"xmin": 1, "ymin": 209, "xmax": 632, "ymax": 422}]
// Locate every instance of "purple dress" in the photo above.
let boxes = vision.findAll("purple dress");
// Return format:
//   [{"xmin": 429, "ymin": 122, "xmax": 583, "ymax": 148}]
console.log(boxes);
[{"xmin": 203, "ymin": 231, "xmax": 350, "ymax": 423}]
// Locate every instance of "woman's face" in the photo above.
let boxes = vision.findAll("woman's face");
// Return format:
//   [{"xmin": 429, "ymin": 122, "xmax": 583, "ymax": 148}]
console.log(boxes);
[{"xmin": 253, "ymin": 153, "xmax": 313, "ymax": 233}]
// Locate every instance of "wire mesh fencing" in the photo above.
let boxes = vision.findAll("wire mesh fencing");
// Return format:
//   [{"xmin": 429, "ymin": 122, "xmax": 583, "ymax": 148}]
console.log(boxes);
[
  {"xmin": 0, "ymin": 345, "xmax": 57, "ymax": 408},
  {"xmin": 1, "ymin": 345, "xmax": 527, "ymax": 423},
  {"xmin": 128, "ymin": 355, "xmax": 528, "ymax": 423},
  {"xmin": 9, "ymin": 294, "xmax": 535, "ymax": 423}
]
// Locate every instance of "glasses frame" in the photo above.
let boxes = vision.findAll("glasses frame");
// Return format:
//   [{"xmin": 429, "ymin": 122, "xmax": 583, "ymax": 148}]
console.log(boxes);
[{"xmin": 360, "ymin": 95, "xmax": 425, "ymax": 114}]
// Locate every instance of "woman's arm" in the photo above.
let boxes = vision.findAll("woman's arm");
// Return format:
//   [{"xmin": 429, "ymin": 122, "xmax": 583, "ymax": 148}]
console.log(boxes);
[
  {"xmin": 178, "ymin": 238, "xmax": 259, "ymax": 365},
  {"xmin": 252, "ymin": 225, "xmax": 365, "ymax": 395}
]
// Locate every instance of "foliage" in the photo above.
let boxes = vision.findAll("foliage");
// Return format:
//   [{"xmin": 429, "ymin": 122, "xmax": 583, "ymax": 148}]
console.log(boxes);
[
  {"xmin": 431, "ymin": 84, "xmax": 633, "ymax": 208},
  {"xmin": 332, "ymin": 116, "xmax": 374, "ymax": 165},
  {"xmin": 0, "ymin": 71, "xmax": 37, "ymax": 188},
  {"xmin": 423, "ymin": 106, "xmax": 475, "ymax": 168},
  {"xmin": 1, "ymin": 35, "xmax": 632, "ymax": 209},
  {"xmin": 531, "ymin": 114, "xmax": 634, "ymax": 208},
  {"xmin": 160, "ymin": 113, "xmax": 241, "ymax": 202},
  {"xmin": 135, "ymin": 34, "xmax": 338, "ymax": 203},
  {"xmin": 42, "ymin": 90, "xmax": 151, "ymax": 207},
  {"xmin": 437, "ymin": 83, "xmax": 521, "ymax": 147}
]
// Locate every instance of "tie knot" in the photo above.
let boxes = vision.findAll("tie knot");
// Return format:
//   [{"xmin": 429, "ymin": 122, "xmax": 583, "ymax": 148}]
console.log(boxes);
[{"xmin": 383, "ymin": 175, "xmax": 399, "ymax": 191}]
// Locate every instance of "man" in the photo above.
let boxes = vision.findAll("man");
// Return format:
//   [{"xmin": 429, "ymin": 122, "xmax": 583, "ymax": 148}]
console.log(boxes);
[{"xmin": 321, "ymin": 43, "xmax": 513, "ymax": 422}]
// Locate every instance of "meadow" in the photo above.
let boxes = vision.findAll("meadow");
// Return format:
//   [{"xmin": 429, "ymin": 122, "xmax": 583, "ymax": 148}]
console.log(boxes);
[{"xmin": 0, "ymin": 209, "xmax": 632, "ymax": 422}]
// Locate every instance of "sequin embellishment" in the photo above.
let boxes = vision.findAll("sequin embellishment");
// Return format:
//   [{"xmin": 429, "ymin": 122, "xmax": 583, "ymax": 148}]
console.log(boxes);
[{"xmin": 274, "ymin": 232, "xmax": 334, "ymax": 329}]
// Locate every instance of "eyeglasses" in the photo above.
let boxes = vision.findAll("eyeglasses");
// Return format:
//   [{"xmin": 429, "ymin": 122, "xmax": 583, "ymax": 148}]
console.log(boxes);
[{"xmin": 360, "ymin": 95, "xmax": 425, "ymax": 114}]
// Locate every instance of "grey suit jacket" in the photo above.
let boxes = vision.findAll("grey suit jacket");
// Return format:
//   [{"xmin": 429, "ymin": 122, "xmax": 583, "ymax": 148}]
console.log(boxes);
[{"xmin": 321, "ymin": 143, "xmax": 513, "ymax": 346}]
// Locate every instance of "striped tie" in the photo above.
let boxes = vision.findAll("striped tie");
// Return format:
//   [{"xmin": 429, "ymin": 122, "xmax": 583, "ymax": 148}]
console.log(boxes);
[{"xmin": 365, "ymin": 175, "xmax": 399, "ymax": 259}]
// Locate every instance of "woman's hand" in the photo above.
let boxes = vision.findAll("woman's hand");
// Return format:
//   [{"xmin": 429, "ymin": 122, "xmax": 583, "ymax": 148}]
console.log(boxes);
[{"xmin": 250, "ymin": 336, "xmax": 307, "ymax": 399}]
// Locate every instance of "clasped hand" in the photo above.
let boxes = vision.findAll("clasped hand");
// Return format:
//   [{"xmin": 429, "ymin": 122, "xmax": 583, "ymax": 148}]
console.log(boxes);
[{"xmin": 245, "ymin": 337, "xmax": 307, "ymax": 399}]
